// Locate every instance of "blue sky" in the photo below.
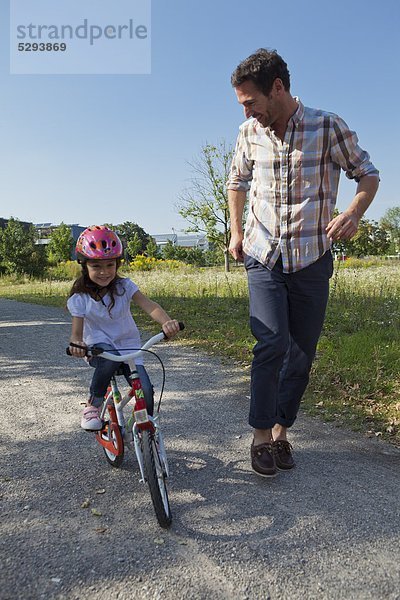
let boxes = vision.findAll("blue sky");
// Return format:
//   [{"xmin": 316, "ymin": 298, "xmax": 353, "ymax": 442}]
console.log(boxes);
[{"xmin": 1, "ymin": 0, "xmax": 399, "ymax": 234}]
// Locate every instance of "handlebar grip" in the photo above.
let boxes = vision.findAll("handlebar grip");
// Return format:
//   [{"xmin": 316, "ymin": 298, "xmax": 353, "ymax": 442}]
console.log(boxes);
[
  {"xmin": 162, "ymin": 321, "xmax": 185, "ymax": 340},
  {"xmin": 66, "ymin": 342, "xmax": 90, "ymax": 357},
  {"xmin": 66, "ymin": 347, "xmax": 87, "ymax": 356}
]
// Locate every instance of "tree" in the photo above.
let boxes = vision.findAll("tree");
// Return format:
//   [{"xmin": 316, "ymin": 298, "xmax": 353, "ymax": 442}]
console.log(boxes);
[
  {"xmin": 126, "ymin": 233, "xmax": 143, "ymax": 259},
  {"xmin": 161, "ymin": 241, "xmax": 189, "ymax": 262},
  {"xmin": 0, "ymin": 217, "xmax": 46, "ymax": 275},
  {"xmin": 146, "ymin": 237, "xmax": 161, "ymax": 258},
  {"xmin": 352, "ymin": 219, "xmax": 389, "ymax": 256},
  {"xmin": 204, "ymin": 247, "xmax": 224, "ymax": 267},
  {"xmin": 47, "ymin": 222, "xmax": 73, "ymax": 263},
  {"xmin": 171, "ymin": 245, "xmax": 188, "ymax": 262},
  {"xmin": 161, "ymin": 240, "xmax": 177, "ymax": 260},
  {"xmin": 330, "ymin": 208, "xmax": 390, "ymax": 258},
  {"xmin": 380, "ymin": 207, "xmax": 400, "ymax": 253},
  {"xmin": 116, "ymin": 221, "xmax": 150, "ymax": 259},
  {"xmin": 161, "ymin": 240, "xmax": 184, "ymax": 261},
  {"xmin": 177, "ymin": 141, "xmax": 234, "ymax": 272},
  {"xmin": 336, "ymin": 217, "xmax": 390, "ymax": 257},
  {"xmin": 160, "ymin": 240, "xmax": 209, "ymax": 266},
  {"xmin": 185, "ymin": 247, "xmax": 206, "ymax": 267}
]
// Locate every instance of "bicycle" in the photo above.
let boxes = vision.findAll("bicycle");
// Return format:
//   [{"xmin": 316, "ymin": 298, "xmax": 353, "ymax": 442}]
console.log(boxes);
[{"xmin": 67, "ymin": 323, "xmax": 184, "ymax": 528}]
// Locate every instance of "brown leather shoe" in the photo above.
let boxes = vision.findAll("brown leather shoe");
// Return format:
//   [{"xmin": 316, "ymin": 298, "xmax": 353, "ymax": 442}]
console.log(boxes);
[
  {"xmin": 250, "ymin": 442, "xmax": 277, "ymax": 477},
  {"xmin": 272, "ymin": 440, "xmax": 295, "ymax": 470}
]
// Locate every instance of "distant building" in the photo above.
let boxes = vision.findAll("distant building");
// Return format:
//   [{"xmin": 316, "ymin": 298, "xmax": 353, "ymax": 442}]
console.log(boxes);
[
  {"xmin": 152, "ymin": 233, "xmax": 209, "ymax": 250},
  {"xmin": 35, "ymin": 223, "xmax": 86, "ymax": 259},
  {"xmin": 0, "ymin": 217, "xmax": 33, "ymax": 231}
]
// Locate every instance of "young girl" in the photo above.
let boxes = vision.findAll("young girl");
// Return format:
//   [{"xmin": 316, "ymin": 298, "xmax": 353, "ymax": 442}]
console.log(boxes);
[{"xmin": 67, "ymin": 225, "xmax": 180, "ymax": 431}]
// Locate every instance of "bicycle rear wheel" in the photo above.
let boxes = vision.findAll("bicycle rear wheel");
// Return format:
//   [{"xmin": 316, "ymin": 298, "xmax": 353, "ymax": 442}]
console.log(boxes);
[
  {"xmin": 141, "ymin": 429, "xmax": 172, "ymax": 528},
  {"xmin": 101, "ymin": 421, "xmax": 124, "ymax": 468}
]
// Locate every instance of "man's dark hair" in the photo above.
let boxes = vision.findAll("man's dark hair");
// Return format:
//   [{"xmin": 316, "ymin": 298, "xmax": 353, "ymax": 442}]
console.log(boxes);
[{"xmin": 231, "ymin": 49, "xmax": 291, "ymax": 95}]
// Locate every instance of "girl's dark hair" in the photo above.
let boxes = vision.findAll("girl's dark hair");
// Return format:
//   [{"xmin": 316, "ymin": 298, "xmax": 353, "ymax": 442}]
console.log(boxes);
[
  {"xmin": 68, "ymin": 258, "xmax": 124, "ymax": 316},
  {"xmin": 231, "ymin": 48, "xmax": 290, "ymax": 96}
]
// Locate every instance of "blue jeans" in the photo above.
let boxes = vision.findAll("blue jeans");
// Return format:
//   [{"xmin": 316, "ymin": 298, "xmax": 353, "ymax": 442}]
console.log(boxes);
[
  {"xmin": 245, "ymin": 251, "xmax": 333, "ymax": 429},
  {"xmin": 88, "ymin": 343, "xmax": 154, "ymax": 415}
]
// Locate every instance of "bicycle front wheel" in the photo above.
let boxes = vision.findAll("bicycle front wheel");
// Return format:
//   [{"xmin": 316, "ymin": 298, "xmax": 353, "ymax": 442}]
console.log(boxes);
[{"xmin": 141, "ymin": 429, "xmax": 172, "ymax": 528}]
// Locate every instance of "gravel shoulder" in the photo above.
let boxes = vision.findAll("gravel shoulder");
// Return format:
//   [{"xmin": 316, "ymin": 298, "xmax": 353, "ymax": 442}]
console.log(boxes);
[{"xmin": 1, "ymin": 298, "xmax": 399, "ymax": 600}]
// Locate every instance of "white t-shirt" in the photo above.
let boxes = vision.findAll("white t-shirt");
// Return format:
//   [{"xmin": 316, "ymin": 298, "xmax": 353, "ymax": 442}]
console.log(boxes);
[{"xmin": 67, "ymin": 277, "xmax": 144, "ymax": 365}]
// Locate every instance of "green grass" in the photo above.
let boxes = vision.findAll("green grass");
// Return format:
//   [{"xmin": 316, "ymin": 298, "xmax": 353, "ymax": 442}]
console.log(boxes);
[
  {"xmin": 305, "ymin": 263, "xmax": 400, "ymax": 443},
  {"xmin": 1, "ymin": 263, "xmax": 399, "ymax": 445}
]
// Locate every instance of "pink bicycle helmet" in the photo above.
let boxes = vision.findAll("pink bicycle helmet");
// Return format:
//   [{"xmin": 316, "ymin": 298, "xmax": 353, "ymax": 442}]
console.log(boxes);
[{"xmin": 76, "ymin": 226, "xmax": 123, "ymax": 261}]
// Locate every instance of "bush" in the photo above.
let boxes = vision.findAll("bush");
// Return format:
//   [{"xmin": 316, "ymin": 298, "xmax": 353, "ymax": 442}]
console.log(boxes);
[
  {"xmin": 161, "ymin": 241, "xmax": 225, "ymax": 267},
  {"xmin": 128, "ymin": 255, "xmax": 158, "ymax": 271},
  {"xmin": 47, "ymin": 260, "xmax": 81, "ymax": 281},
  {"xmin": 337, "ymin": 257, "xmax": 387, "ymax": 269},
  {"xmin": 129, "ymin": 255, "xmax": 189, "ymax": 272},
  {"xmin": 0, "ymin": 218, "xmax": 47, "ymax": 276}
]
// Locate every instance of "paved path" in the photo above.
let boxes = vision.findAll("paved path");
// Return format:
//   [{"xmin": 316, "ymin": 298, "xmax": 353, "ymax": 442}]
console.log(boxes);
[{"xmin": 1, "ymin": 298, "xmax": 399, "ymax": 600}]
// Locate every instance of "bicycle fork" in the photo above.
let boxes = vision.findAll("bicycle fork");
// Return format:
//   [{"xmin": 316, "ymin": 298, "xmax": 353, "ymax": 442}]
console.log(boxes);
[
  {"xmin": 128, "ymin": 372, "xmax": 156, "ymax": 482},
  {"xmin": 128, "ymin": 372, "xmax": 169, "ymax": 482},
  {"xmin": 132, "ymin": 418, "xmax": 169, "ymax": 482},
  {"xmin": 133, "ymin": 423, "xmax": 146, "ymax": 482}
]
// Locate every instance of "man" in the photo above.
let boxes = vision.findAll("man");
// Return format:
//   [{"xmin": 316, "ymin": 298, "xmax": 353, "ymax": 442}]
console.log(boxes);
[{"xmin": 227, "ymin": 49, "xmax": 379, "ymax": 477}]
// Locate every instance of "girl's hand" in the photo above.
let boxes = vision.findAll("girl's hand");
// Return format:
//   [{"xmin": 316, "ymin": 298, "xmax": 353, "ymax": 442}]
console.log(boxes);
[
  {"xmin": 69, "ymin": 340, "xmax": 87, "ymax": 358},
  {"xmin": 162, "ymin": 320, "xmax": 181, "ymax": 339}
]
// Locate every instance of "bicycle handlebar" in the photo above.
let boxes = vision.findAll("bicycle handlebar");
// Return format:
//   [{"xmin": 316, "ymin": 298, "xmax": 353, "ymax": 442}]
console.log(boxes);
[{"xmin": 66, "ymin": 322, "xmax": 185, "ymax": 359}]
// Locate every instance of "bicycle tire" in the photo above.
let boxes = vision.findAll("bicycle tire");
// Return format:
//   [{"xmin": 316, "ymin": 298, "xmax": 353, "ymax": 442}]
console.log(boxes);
[
  {"xmin": 141, "ymin": 429, "xmax": 172, "ymax": 528},
  {"xmin": 101, "ymin": 421, "xmax": 124, "ymax": 468}
]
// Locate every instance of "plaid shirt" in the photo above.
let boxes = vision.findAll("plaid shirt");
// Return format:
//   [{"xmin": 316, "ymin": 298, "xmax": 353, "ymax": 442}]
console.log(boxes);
[{"xmin": 227, "ymin": 98, "xmax": 379, "ymax": 273}]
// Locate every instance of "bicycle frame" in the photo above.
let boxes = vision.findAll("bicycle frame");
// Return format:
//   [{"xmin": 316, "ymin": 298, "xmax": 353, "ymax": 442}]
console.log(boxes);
[{"xmin": 69, "ymin": 326, "xmax": 184, "ymax": 527}]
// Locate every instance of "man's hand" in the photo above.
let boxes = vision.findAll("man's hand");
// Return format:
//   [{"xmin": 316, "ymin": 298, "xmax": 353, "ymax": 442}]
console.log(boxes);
[
  {"xmin": 69, "ymin": 340, "xmax": 87, "ymax": 358},
  {"xmin": 229, "ymin": 232, "xmax": 244, "ymax": 262},
  {"xmin": 326, "ymin": 211, "xmax": 360, "ymax": 241}
]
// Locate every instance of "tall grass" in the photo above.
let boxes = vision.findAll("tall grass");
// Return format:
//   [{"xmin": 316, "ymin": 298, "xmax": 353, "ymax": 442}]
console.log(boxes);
[
  {"xmin": 0, "ymin": 263, "xmax": 399, "ymax": 444},
  {"xmin": 306, "ymin": 263, "xmax": 400, "ymax": 441}
]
